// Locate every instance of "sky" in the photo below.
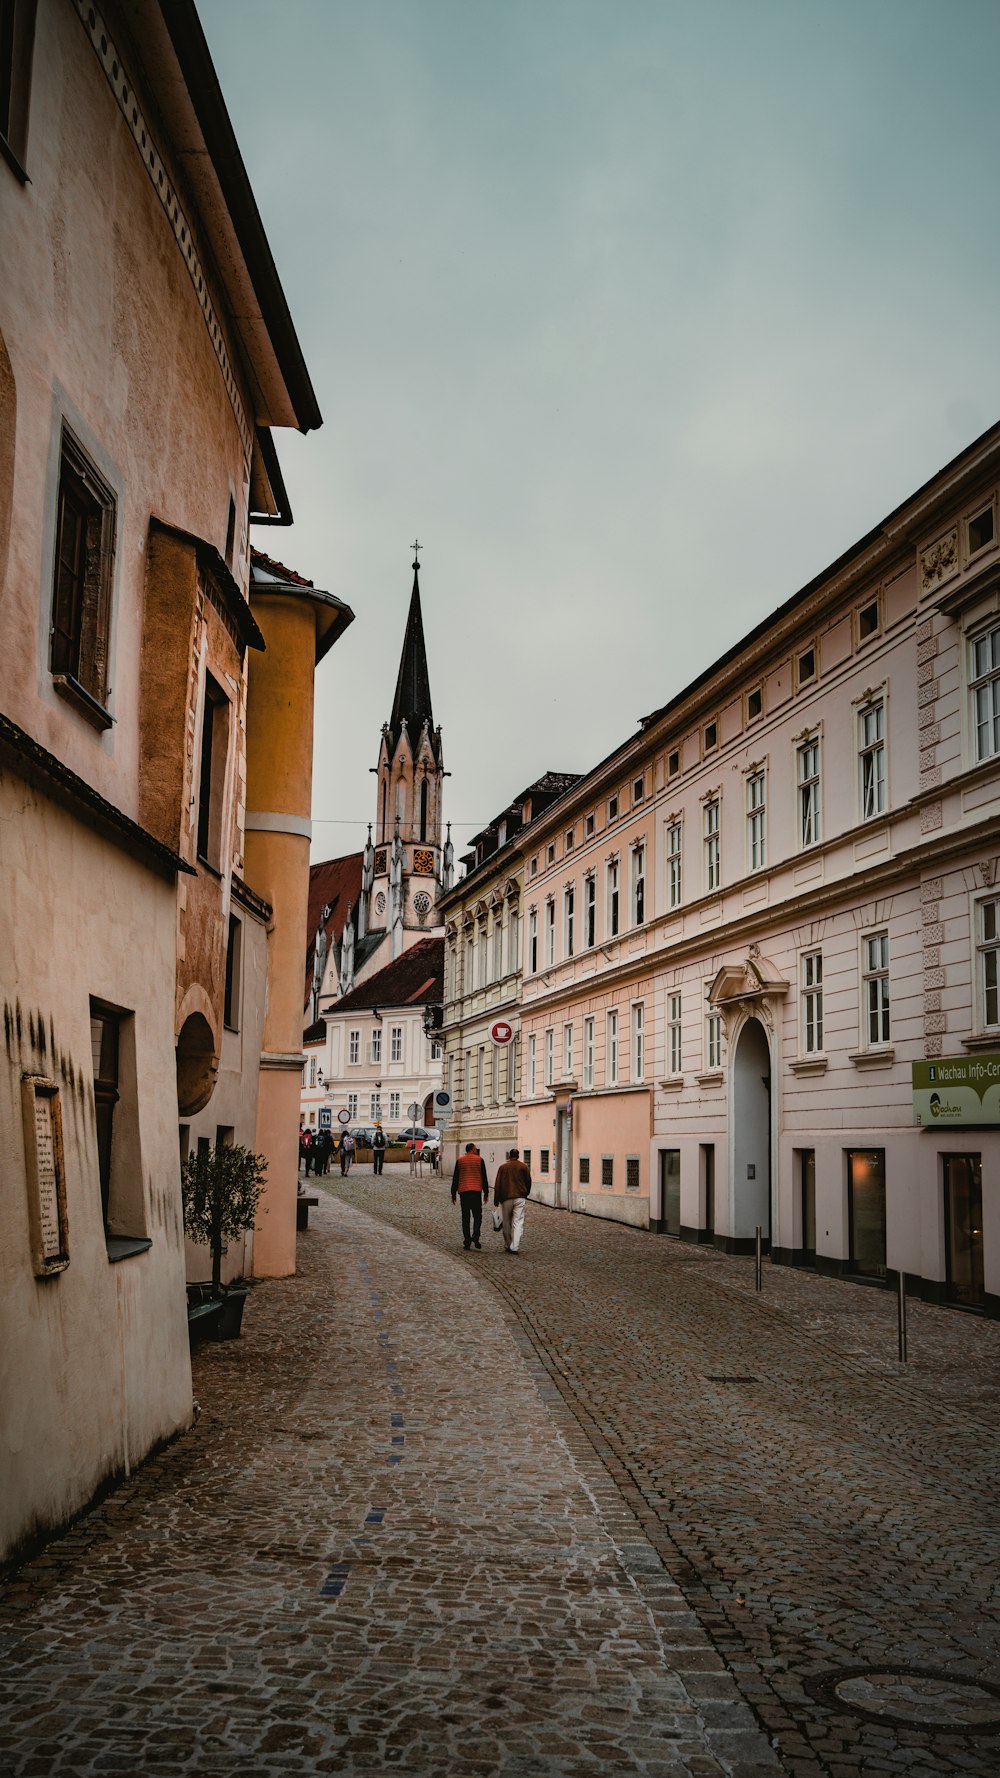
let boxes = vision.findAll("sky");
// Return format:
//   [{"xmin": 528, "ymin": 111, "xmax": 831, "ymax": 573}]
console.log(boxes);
[{"xmin": 202, "ymin": 0, "xmax": 1000, "ymax": 863}]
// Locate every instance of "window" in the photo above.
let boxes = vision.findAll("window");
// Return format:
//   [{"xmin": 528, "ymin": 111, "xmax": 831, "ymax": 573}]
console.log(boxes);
[
  {"xmin": 667, "ymin": 822, "xmax": 682, "ymax": 909},
  {"xmin": 389, "ymin": 1091, "xmax": 401, "ymax": 1120},
  {"xmin": 309, "ymin": 1055, "xmax": 317, "ymax": 1088},
  {"xmin": 564, "ymin": 883, "xmax": 575, "ymax": 957},
  {"xmin": 1, "ymin": 0, "xmax": 38, "ymax": 176},
  {"xmin": 507, "ymin": 907, "xmax": 518, "ymax": 975},
  {"xmin": 347, "ymin": 1092, "xmax": 359, "ymax": 1118},
  {"xmin": 563, "ymin": 1021, "xmax": 573, "ymax": 1078},
  {"xmin": 430, "ymin": 1036, "xmax": 442, "ymax": 1060},
  {"xmin": 584, "ymin": 874, "xmax": 596, "ymax": 947},
  {"xmin": 848, "ymin": 1149, "xmax": 886, "ymax": 1279},
  {"xmin": 49, "ymin": 430, "xmax": 117, "ymax": 723},
  {"xmin": 978, "ymin": 896, "xmax": 1000, "ymax": 1029},
  {"xmin": 545, "ymin": 898, "xmax": 555, "ymax": 967},
  {"xmin": 370, "ymin": 1092, "xmax": 382, "ymax": 1121},
  {"xmin": 607, "ymin": 1010, "xmax": 619, "ymax": 1086},
  {"xmin": 579, "ymin": 1156, "xmax": 590, "ymax": 1184},
  {"xmin": 523, "ymin": 1148, "xmax": 531, "ymax": 1173},
  {"xmin": 465, "ymin": 930, "xmax": 474, "ymax": 990},
  {"xmin": 798, "ymin": 739, "xmax": 820, "ymax": 847},
  {"xmin": 90, "ymin": 1002, "xmax": 120, "ymax": 1233},
  {"xmin": 668, "ymin": 748, "xmax": 680, "ymax": 776},
  {"xmin": 565, "ymin": 827, "xmax": 575, "ymax": 852},
  {"xmin": 583, "ymin": 1016, "xmax": 594, "ymax": 1090},
  {"xmin": 668, "ymin": 992, "xmax": 683, "ymax": 1075},
  {"xmin": 196, "ymin": 674, "xmax": 230, "ymax": 870},
  {"xmin": 746, "ymin": 687, "xmax": 762, "ymax": 721},
  {"xmin": 703, "ymin": 720, "xmax": 718, "ymax": 752},
  {"xmin": 492, "ymin": 1044, "xmax": 500, "ymax": 1103},
  {"xmin": 478, "ymin": 1044, "xmax": 486, "ymax": 1101},
  {"xmin": 863, "ymin": 932, "xmax": 890, "ymax": 1045},
  {"xmin": 601, "ymin": 1156, "xmax": 614, "ymax": 1189},
  {"xmin": 530, "ymin": 856, "xmax": 538, "ymax": 878},
  {"xmin": 546, "ymin": 842, "xmax": 556, "ymax": 865},
  {"xmin": 528, "ymin": 907, "xmax": 538, "ymax": 974},
  {"xmin": 631, "ymin": 843, "xmax": 645, "ymax": 925},
  {"xmin": 606, "ymin": 858, "xmax": 620, "ymax": 937},
  {"xmin": 857, "ymin": 598, "xmax": 880, "ymax": 642},
  {"xmin": 545, "ymin": 1028, "xmax": 554, "ymax": 1087},
  {"xmin": 971, "ymin": 622, "xmax": 1000, "ymax": 762},
  {"xmin": 470, "ymin": 1048, "xmax": 480, "ymax": 1105},
  {"xmin": 390, "ymin": 1025, "xmax": 403, "ymax": 1062},
  {"xmin": 703, "ymin": 798, "xmax": 720, "ymax": 892},
  {"xmin": 798, "ymin": 646, "xmax": 816, "ymax": 685},
  {"xmin": 493, "ymin": 920, "xmax": 502, "ymax": 980},
  {"xmin": 608, "ymin": 794, "xmax": 619, "ymax": 821},
  {"xmin": 801, "ymin": 951, "xmax": 823, "ymax": 1053},
  {"xmin": 224, "ymin": 494, "xmax": 237, "ymax": 570},
  {"xmin": 528, "ymin": 1034, "xmax": 537, "ymax": 1096},
  {"xmin": 632, "ymin": 1002, "xmax": 645, "ymax": 1081},
  {"xmin": 626, "ymin": 1157, "xmax": 640, "ymax": 1192},
  {"xmin": 540, "ymin": 1147, "xmax": 550, "ymax": 1175},
  {"xmin": 348, "ymin": 1029, "xmax": 360, "ymax": 1065},
  {"xmin": 968, "ymin": 504, "xmax": 995, "ymax": 556},
  {"xmin": 746, "ymin": 771, "xmax": 766, "ymax": 871},
  {"xmin": 859, "ymin": 699, "xmax": 886, "ymax": 819},
  {"xmin": 223, "ymin": 915, "xmax": 242, "ymax": 1031},
  {"xmin": 507, "ymin": 1037, "xmax": 518, "ymax": 1101},
  {"xmin": 633, "ymin": 776, "xmax": 644, "ymax": 805},
  {"xmin": 370, "ymin": 1027, "xmax": 382, "ymax": 1064},
  {"xmin": 706, "ymin": 1010, "xmax": 722, "ymax": 1070},
  {"xmin": 585, "ymin": 812, "xmax": 595, "ymax": 837}
]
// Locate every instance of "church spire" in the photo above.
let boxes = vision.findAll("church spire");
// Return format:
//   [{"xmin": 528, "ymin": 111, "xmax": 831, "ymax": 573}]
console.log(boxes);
[{"xmin": 388, "ymin": 543, "xmax": 435, "ymax": 759}]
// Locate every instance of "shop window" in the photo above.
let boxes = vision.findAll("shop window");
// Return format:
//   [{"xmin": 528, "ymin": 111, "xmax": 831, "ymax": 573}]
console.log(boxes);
[
  {"xmin": 943, "ymin": 1154, "xmax": 984, "ymax": 1309},
  {"xmin": 847, "ymin": 1149, "xmax": 886, "ymax": 1279}
]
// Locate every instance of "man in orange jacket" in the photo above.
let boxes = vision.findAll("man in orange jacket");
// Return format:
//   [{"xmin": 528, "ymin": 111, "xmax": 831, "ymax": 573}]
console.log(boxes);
[{"xmin": 450, "ymin": 1142, "xmax": 490, "ymax": 1250}]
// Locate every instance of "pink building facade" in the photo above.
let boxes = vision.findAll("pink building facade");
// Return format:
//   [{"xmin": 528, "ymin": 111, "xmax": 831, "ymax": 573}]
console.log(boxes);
[{"xmin": 517, "ymin": 426, "xmax": 1000, "ymax": 1315}]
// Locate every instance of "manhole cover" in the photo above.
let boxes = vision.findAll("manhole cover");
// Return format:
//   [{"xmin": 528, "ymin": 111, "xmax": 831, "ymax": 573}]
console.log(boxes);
[{"xmin": 807, "ymin": 1666, "xmax": 1000, "ymax": 1733}]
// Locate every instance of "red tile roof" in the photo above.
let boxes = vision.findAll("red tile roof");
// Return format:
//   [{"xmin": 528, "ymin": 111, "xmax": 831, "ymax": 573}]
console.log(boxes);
[
  {"xmin": 251, "ymin": 547, "xmax": 314, "ymax": 588},
  {"xmin": 321, "ymin": 936, "xmax": 443, "ymax": 1018},
  {"xmin": 304, "ymin": 852, "xmax": 364, "ymax": 1010}
]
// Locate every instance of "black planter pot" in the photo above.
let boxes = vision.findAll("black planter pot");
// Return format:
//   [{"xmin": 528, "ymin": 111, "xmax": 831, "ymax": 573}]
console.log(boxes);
[{"xmin": 213, "ymin": 1285, "xmax": 249, "ymax": 1340}]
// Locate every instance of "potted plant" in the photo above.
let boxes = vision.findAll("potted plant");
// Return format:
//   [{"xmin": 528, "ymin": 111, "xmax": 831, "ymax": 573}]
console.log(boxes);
[{"xmin": 181, "ymin": 1144, "xmax": 267, "ymax": 1340}]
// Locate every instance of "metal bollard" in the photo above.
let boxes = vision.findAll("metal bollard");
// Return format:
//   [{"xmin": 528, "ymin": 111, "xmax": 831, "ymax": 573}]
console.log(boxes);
[
  {"xmin": 897, "ymin": 1269, "xmax": 908, "ymax": 1364},
  {"xmin": 755, "ymin": 1225, "xmax": 762, "ymax": 1292}
]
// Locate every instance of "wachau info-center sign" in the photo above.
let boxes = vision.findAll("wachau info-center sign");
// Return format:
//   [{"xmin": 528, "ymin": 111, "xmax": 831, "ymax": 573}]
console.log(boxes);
[{"xmin": 912, "ymin": 1054, "xmax": 1000, "ymax": 1126}]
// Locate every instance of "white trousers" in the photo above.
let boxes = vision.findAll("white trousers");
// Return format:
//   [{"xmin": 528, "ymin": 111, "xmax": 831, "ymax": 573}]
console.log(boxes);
[{"xmin": 501, "ymin": 1197, "xmax": 525, "ymax": 1252}]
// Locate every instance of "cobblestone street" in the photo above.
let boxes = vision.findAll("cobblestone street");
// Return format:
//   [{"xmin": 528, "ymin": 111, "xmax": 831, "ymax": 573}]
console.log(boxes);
[{"xmin": 2, "ymin": 1165, "xmax": 999, "ymax": 1777}]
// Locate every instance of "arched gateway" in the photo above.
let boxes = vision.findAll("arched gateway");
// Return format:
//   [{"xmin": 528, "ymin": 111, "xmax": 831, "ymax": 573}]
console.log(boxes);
[{"xmin": 706, "ymin": 948, "xmax": 788, "ymax": 1253}]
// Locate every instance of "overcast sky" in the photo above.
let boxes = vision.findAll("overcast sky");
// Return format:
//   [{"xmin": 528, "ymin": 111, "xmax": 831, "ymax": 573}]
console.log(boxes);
[{"xmin": 202, "ymin": 0, "xmax": 1000, "ymax": 861}]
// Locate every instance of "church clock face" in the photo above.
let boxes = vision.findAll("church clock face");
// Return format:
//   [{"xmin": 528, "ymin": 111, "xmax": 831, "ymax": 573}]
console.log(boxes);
[{"xmin": 413, "ymin": 848, "xmax": 435, "ymax": 876}]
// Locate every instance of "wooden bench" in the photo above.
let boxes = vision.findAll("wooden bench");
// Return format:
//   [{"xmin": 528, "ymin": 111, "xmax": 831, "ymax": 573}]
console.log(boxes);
[{"xmin": 297, "ymin": 1193, "xmax": 320, "ymax": 1231}]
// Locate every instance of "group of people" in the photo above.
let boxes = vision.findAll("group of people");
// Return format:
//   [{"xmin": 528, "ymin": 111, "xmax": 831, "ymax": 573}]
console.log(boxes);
[
  {"xmin": 299, "ymin": 1123, "xmax": 389, "ymax": 1178},
  {"xmin": 450, "ymin": 1144, "xmax": 532, "ymax": 1254}
]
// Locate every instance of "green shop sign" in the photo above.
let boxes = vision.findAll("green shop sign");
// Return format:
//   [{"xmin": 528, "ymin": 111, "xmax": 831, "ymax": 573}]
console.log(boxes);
[{"xmin": 912, "ymin": 1054, "xmax": 1000, "ymax": 1126}]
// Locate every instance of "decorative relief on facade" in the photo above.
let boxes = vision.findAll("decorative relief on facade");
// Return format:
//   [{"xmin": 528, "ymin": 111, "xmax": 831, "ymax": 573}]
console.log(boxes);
[
  {"xmin": 926, "ymin": 1035, "xmax": 944, "ymax": 1057},
  {"xmin": 73, "ymin": 2, "xmax": 251, "ymax": 459},
  {"xmin": 20, "ymin": 1076, "xmax": 69, "ymax": 1278},
  {"xmin": 919, "ymin": 528, "xmax": 958, "ymax": 592},
  {"xmin": 920, "ymin": 801, "xmax": 943, "ymax": 834},
  {"xmin": 413, "ymin": 848, "xmax": 435, "ymax": 876},
  {"xmin": 374, "ymin": 849, "xmax": 387, "ymax": 875},
  {"xmin": 978, "ymin": 859, "xmax": 998, "ymax": 887}
]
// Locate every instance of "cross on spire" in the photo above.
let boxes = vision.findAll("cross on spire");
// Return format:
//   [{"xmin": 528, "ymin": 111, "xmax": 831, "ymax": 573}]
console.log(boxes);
[{"xmin": 410, "ymin": 538, "xmax": 422, "ymax": 569}]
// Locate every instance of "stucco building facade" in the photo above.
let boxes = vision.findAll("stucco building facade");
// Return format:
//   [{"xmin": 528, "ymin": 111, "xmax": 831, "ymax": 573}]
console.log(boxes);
[
  {"xmin": 0, "ymin": 0, "xmax": 338, "ymax": 1561},
  {"xmin": 516, "ymin": 427, "xmax": 1000, "ymax": 1315}
]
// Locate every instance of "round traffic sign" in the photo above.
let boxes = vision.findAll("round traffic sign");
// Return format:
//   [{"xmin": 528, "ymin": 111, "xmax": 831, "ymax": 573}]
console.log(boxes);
[
  {"xmin": 337, "ymin": 1107, "xmax": 351, "ymax": 1125},
  {"xmin": 408, "ymin": 1101, "xmax": 421, "ymax": 1121},
  {"xmin": 488, "ymin": 1018, "xmax": 514, "ymax": 1046},
  {"xmin": 434, "ymin": 1090, "xmax": 452, "ymax": 1111}
]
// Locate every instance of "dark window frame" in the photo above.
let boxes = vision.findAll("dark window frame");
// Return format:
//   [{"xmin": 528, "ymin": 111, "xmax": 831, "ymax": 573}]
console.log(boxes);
[{"xmin": 50, "ymin": 428, "xmax": 117, "ymax": 727}]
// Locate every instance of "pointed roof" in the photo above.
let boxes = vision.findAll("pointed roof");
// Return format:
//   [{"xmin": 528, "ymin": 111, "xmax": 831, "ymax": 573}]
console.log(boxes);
[{"xmin": 388, "ymin": 556, "xmax": 436, "ymax": 757}]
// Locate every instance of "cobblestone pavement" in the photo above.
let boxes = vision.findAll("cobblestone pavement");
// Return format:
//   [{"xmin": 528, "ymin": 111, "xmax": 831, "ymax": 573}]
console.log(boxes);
[
  {"xmin": 0, "ymin": 1184, "xmax": 777, "ymax": 1777},
  {"xmin": 322, "ymin": 1167, "xmax": 1000, "ymax": 1778}
]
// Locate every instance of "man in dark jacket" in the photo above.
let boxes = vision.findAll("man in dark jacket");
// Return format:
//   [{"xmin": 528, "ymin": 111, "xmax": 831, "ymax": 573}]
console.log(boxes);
[
  {"xmin": 372, "ymin": 1123, "xmax": 386, "ymax": 1176},
  {"xmin": 451, "ymin": 1143, "xmax": 489, "ymax": 1250},
  {"xmin": 493, "ymin": 1148, "xmax": 531, "ymax": 1253}
]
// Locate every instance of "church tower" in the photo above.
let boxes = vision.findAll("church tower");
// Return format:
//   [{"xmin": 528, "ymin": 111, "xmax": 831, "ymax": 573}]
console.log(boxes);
[{"xmin": 364, "ymin": 547, "xmax": 447, "ymax": 959}]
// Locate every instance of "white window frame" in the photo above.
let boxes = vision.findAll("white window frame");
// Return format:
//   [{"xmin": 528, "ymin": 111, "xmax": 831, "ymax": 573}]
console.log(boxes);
[
  {"xmin": 564, "ymin": 882, "xmax": 575, "ymax": 958},
  {"xmin": 389, "ymin": 1091, "xmax": 401, "ymax": 1120},
  {"xmin": 584, "ymin": 873, "xmax": 596, "ymax": 948},
  {"xmin": 563, "ymin": 1021, "xmax": 573, "ymax": 1079},
  {"xmin": 390, "ymin": 1024, "xmax": 403, "ymax": 1063},
  {"xmin": 631, "ymin": 1001, "xmax": 645, "ymax": 1082},
  {"xmin": 631, "ymin": 842, "xmax": 646, "ymax": 926},
  {"xmin": 528, "ymin": 1033, "xmax": 537, "ymax": 1096},
  {"xmin": 858, "ymin": 696, "xmax": 886, "ymax": 821},
  {"xmin": 528, "ymin": 907, "xmax": 538, "ymax": 974},
  {"xmin": 370, "ymin": 1027, "xmax": 382, "ymax": 1065},
  {"xmin": 801, "ymin": 950, "xmax": 824, "ymax": 1055},
  {"xmin": 347, "ymin": 1092, "xmax": 359, "ymax": 1119},
  {"xmin": 975, "ymin": 894, "xmax": 1000, "ymax": 1031},
  {"xmin": 861, "ymin": 930, "xmax": 890, "ymax": 1047},
  {"xmin": 705, "ymin": 1010, "xmax": 722, "ymax": 1071},
  {"xmin": 667, "ymin": 821, "xmax": 682, "ymax": 909},
  {"xmin": 746, "ymin": 769, "xmax": 766, "ymax": 872},
  {"xmin": 545, "ymin": 898, "xmax": 555, "ymax": 967},
  {"xmin": 668, "ymin": 991, "xmax": 683, "ymax": 1076},
  {"xmin": 348, "ymin": 1028, "xmax": 360, "ymax": 1066},
  {"xmin": 607, "ymin": 1009, "xmax": 619, "ymax": 1086},
  {"xmin": 606, "ymin": 857, "xmax": 620, "ymax": 938},
  {"xmin": 703, "ymin": 797, "xmax": 720, "ymax": 893},
  {"xmin": 797, "ymin": 736, "xmax": 821, "ymax": 849},
  {"xmin": 493, "ymin": 919, "xmax": 503, "ymax": 981},
  {"xmin": 970, "ymin": 619, "xmax": 1000, "ymax": 764},
  {"xmin": 370, "ymin": 1091, "xmax": 382, "ymax": 1122},
  {"xmin": 583, "ymin": 1016, "xmax": 594, "ymax": 1090},
  {"xmin": 545, "ymin": 1027, "xmax": 554, "ymax": 1087},
  {"xmin": 507, "ymin": 906, "xmax": 519, "ymax": 976}
]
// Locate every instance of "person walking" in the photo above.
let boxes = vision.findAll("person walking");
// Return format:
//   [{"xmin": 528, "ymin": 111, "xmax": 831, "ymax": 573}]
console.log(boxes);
[
  {"xmin": 372, "ymin": 1122, "xmax": 386, "ymax": 1176},
  {"xmin": 450, "ymin": 1142, "xmax": 489, "ymax": 1250},
  {"xmin": 493, "ymin": 1148, "xmax": 532, "ymax": 1253},
  {"xmin": 314, "ymin": 1126, "xmax": 332, "ymax": 1176},
  {"xmin": 340, "ymin": 1130, "xmax": 355, "ymax": 1176}
]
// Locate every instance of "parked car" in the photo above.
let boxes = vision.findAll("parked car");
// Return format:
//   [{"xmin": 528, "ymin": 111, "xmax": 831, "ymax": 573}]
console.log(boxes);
[
  {"xmin": 348, "ymin": 1125, "xmax": 381, "ymax": 1149},
  {"xmin": 401, "ymin": 1125, "xmax": 440, "ymax": 1152}
]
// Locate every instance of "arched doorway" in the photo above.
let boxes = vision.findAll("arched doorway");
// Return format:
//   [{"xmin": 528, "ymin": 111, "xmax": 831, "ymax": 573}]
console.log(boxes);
[{"xmin": 731, "ymin": 1016, "xmax": 772, "ymax": 1248}]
